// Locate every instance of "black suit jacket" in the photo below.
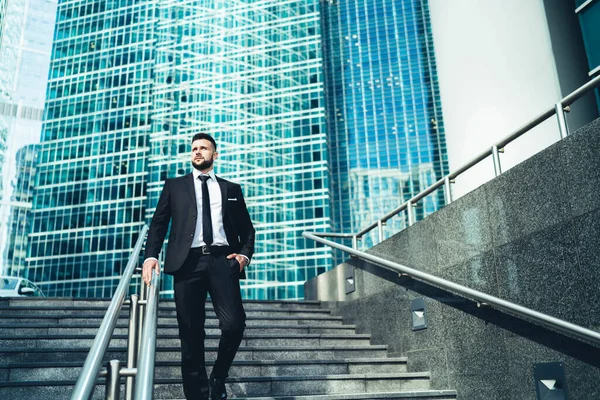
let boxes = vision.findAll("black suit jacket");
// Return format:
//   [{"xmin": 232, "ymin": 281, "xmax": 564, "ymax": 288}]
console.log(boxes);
[{"xmin": 144, "ymin": 173, "xmax": 255, "ymax": 278}]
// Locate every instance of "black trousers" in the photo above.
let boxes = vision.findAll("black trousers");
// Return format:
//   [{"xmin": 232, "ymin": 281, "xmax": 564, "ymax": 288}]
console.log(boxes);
[{"xmin": 173, "ymin": 247, "xmax": 246, "ymax": 400}]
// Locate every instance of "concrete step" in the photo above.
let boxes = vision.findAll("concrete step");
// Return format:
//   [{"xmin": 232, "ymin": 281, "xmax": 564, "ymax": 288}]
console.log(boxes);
[
  {"xmin": 0, "ymin": 344, "xmax": 390, "ymax": 363},
  {"xmin": 0, "ymin": 333, "xmax": 373, "ymax": 348},
  {"xmin": 0, "ymin": 298, "xmax": 459, "ymax": 398},
  {"xmin": 0, "ymin": 314, "xmax": 344, "ymax": 327},
  {"xmin": 0, "ymin": 358, "xmax": 409, "ymax": 382},
  {"xmin": 0, "ymin": 306, "xmax": 332, "ymax": 319},
  {"xmin": 157, "ymin": 373, "xmax": 434, "ymax": 397},
  {"xmin": 231, "ymin": 392, "xmax": 457, "ymax": 400},
  {"xmin": 0, "ymin": 323, "xmax": 357, "ymax": 336},
  {"xmin": 0, "ymin": 373, "xmax": 432, "ymax": 398},
  {"xmin": 0, "ymin": 298, "xmax": 323, "ymax": 310}
]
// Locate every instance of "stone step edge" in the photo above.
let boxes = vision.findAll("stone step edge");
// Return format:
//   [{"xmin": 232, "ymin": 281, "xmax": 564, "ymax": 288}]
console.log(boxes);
[
  {"xmin": 0, "ymin": 323, "xmax": 356, "ymax": 330},
  {"xmin": 0, "ymin": 306, "xmax": 330, "ymax": 314},
  {"xmin": 0, "ymin": 372, "xmax": 431, "ymax": 387},
  {"xmin": 0, "ymin": 344, "xmax": 389, "ymax": 353},
  {"xmin": 1, "ymin": 298, "xmax": 321, "ymax": 305},
  {"xmin": 0, "ymin": 357, "xmax": 409, "ymax": 369},
  {"xmin": 0, "ymin": 314, "xmax": 342, "ymax": 321},
  {"xmin": 228, "ymin": 390, "xmax": 458, "ymax": 400},
  {"xmin": 0, "ymin": 333, "xmax": 370, "ymax": 340}
]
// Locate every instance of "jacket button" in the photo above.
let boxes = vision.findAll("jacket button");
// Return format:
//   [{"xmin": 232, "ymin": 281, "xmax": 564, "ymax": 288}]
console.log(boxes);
[{"xmin": 190, "ymin": 234, "xmax": 193, "ymax": 237}]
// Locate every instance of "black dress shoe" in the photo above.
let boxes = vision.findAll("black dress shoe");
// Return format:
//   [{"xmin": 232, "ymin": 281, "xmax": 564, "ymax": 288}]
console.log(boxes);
[{"xmin": 210, "ymin": 376, "xmax": 227, "ymax": 400}]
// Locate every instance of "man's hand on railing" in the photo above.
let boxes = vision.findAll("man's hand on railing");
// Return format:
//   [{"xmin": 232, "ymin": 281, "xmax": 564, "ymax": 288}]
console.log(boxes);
[{"xmin": 142, "ymin": 258, "xmax": 160, "ymax": 285}]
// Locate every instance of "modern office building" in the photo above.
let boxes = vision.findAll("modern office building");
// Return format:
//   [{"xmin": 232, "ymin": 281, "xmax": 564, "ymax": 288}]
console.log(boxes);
[
  {"xmin": 27, "ymin": 0, "xmax": 331, "ymax": 299},
  {"xmin": 576, "ymin": 0, "xmax": 600, "ymax": 109},
  {"xmin": 148, "ymin": 0, "xmax": 331, "ymax": 299},
  {"xmin": 577, "ymin": 0, "xmax": 600, "ymax": 76},
  {"xmin": 320, "ymin": 0, "xmax": 449, "ymax": 250},
  {"xmin": 428, "ymin": 0, "xmax": 598, "ymax": 199},
  {"xmin": 0, "ymin": 0, "xmax": 57, "ymax": 275},
  {"xmin": 0, "ymin": 0, "xmax": 25, "ymax": 202},
  {"xmin": 26, "ymin": 0, "xmax": 156, "ymax": 297},
  {"xmin": 3, "ymin": 145, "xmax": 39, "ymax": 276}
]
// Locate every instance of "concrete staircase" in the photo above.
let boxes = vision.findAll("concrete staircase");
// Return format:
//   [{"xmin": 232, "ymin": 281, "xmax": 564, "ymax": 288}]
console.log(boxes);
[{"xmin": 0, "ymin": 298, "xmax": 456, "ymax": 399}]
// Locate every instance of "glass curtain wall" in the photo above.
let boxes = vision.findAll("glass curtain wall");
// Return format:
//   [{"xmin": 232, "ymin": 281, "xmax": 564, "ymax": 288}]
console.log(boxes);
[
  {"xmin": 0, "ymin": 0, "xmax": 57, "ymax": 276},
  {"xmin": 148, "ymin": 0, "xmax": 331, "ymax": 300},
  {"xmin": 320, "ymin": 0, "xmax": 449, "ymax": 251},
  {"xmin": 27, "ymin": 0, "xmax": 330, "ymax": 300},
  {"xmin": 27, "ymin": 0, "xmax": 155, "ymax": 297},
  {"xmin": 576, "ymin": 0, "xmax": 600, "ymax": 111}
]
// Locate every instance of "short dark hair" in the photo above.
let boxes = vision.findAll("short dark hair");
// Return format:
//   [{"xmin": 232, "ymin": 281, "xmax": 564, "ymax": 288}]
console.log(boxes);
[{"xmin": 191, "ymin": 133, "xmax": 217, "ymax": 151}]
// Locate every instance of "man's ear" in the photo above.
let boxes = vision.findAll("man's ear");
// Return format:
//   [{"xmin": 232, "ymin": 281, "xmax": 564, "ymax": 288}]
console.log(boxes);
[{"xmin": 213, "ymin": 151, "xmax": 219, "ymax": 160}]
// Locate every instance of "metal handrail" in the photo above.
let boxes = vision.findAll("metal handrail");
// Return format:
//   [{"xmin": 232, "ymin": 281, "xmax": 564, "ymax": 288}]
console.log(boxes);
[
  {"xmin": 134, "ymin": 269, "xmax": 161, "ymax": 400},
  {"xmin": 302, "ymin": 232, "xmax": 600, "ymax": 347},
  {"xmin": 319, "ymin": 74, "xmax": 600, "ymax": 244},
  {"xmin": 71, "ymin": 224, "xmax": 149, "ymax": 400}
]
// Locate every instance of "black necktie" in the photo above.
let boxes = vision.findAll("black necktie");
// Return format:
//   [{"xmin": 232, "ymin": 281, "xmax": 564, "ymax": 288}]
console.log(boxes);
[{"xmin": 198, "ymin": 175, "xmax": 213, "ymax": 246}]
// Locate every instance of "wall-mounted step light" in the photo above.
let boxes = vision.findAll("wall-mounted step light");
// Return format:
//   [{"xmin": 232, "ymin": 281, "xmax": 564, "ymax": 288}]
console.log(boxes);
[
  {"xmin": 345, "ymin": 266, "xmax": 355, "ymax": 295},
  {"xmin": 534, "ymin": 362, "xmax": 568, "ymax": 400},
  {"xmin": 410, "ymin": 298, "xmax": 427, "ymax": 331}
]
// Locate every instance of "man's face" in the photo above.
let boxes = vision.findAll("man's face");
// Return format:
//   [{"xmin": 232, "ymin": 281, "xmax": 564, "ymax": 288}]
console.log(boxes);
[{"xmin": 191, "ymin": 139, "xmax": 217, "ymax": 171}]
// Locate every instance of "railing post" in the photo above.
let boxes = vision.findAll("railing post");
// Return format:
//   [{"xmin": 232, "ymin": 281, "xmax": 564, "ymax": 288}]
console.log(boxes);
[
  {"xmin": 443, "ymin": 176, "xmax": 453, "ymax": 204},
  {"xmin": 134, "ymin": 270, "xmax": 161, "ymax": 400},
  {"xmin": 137, "ymin": 277, "xmax": 147, "ymax": 358},
  {"xmin": 555, "ymin": 102, "xmax": 569, "ymax": 139},
  {"xmin": 407, "ymin": 202, "xmax": 415, "ymax": 226},
  {"xmin": 492, "ymin": 145, "xmax": 502, "ymax": 177},
  {"xmin": 377, "ymin": 220, "xmax": 384, "ymax": 243},
  {"xmin": 125, "ymin": 294, "xmax": 139, "ymax": 400},
  {"xmin": 352, "ymin": 235, "xmax": 358, "ymax": 250},
  {"xmin": 105, "ymin": 359, "xmax": 121, "ymax": 400}
]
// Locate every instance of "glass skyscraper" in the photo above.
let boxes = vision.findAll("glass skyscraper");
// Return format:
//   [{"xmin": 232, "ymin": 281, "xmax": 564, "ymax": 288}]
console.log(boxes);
[
  {"xmin": 577, "ymin": 0, "xmax": 600, "ymax": 75},
  {"xmin": 27, "ymin": 0, "xmax": 157, "ymax": 296},
  {"xmin": 4, "ymin": 144, "xmax": 39, "ymax": 276},
  {"xmin": 27, "ymin": 0, "xmax": 331, "ymax": 299},
  {"xmin": 576, "ymin": 0, "xmax": 600, "ymax": 110},
  {"xmin": 148, "ymin": 0, "xmax": 331, "ymax": 299},
  {"xmin": 320, "ymin": 0, "xmax": 449, "ymax": 250},
  {"xmin": 0, "ymin": 0, "xmax": 57, "ymax": 275},
  {"xmin": 25, "ymin": 0, "xmax": 447, "ymax": 299},
  {"xmin": 0, "ymin": 0, "xmax": 27, "ymax": 222}
]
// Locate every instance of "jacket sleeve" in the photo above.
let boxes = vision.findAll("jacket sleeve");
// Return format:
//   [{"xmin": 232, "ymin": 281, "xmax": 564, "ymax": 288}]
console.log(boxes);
[
  {"xmin": 236, "ymin": 185, "xmax": 255, "ymax": 261},
  {"xmin": 144, "ymin": 180, "xmax": 171, "ymax": 260}
]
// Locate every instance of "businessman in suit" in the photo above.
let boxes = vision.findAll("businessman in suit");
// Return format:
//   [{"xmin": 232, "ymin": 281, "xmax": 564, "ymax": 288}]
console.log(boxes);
[{"xmin": 143, "ymin": 132, "xmax": 255, "ymax": 400}]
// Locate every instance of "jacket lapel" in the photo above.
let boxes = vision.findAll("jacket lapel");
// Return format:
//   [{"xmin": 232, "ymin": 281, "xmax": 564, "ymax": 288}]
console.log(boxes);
[
  {"xmin": 185, "ymin": 173, "xmax": 197, "ymax": 207},
  {"xmin": 217, "ymin": 176, "xmax": 227, "ymax": 219}
]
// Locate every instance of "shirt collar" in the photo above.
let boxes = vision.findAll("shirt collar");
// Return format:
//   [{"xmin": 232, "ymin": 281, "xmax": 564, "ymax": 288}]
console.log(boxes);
[{"xmin": 192, "ymin": 168, "xmax": 216, "ymax": 181}]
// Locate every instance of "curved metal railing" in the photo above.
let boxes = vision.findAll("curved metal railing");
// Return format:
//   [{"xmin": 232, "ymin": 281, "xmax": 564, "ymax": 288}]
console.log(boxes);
[
  {"xmin": 71, "ymin": 224, "xmax": 161, "ymax": 400},
  {"xmin": 302, "ymin": 232, "xmax": 600, "ymax": 347},
  {"xmin": 317, "ymin": 75, "xmax": 600, "ymax": 248},
  {"xmin": 303, "ymin": 76, "xmax": 600, "ymax": 348}
]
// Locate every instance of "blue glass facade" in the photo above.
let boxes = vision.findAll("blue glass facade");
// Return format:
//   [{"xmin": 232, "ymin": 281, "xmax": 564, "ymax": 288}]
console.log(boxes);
[
  {"xmin": 576, "ymin": 0, "xmax": 600, "ymax": 110},
  {"xmin": 147, "ymin": 0, "xmax": 331, "ymax": 300},
  {"xmin": 0, "ymin": 0, "xmax": 57, "ymax": 275},
  {"xmin": 4, "ymin": 145, "xmax": 39, "ymax": 276},
  {"xmin": 24, "ymin": 0, "xmax": 447, "ymax": 298},
  {"xmin": 27, "ymin": 0, "xmax": 331, "ymax": 299},
  {"xmin": 320, "ymin": 0, "xmax": 448, "ymax": 250},
  {"xmin": 0, "ymin": 0, "xmax": 26, "ymax": 205},
  {"xmin": 27, "ymin": 0, "xmax": 156, "ymax": 296}
]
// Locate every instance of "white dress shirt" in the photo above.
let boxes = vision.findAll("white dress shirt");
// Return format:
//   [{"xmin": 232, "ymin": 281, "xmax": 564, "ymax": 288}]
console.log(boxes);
[{"xmin": 191, "ymin": 168, "xmax": 228, "ymax": 247}]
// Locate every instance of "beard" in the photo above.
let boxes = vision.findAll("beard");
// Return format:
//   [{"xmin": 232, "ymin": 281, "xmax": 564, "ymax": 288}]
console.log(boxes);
[{"xmin": 192, "ymin": 158, "xmax": 214, "ymax": 171}]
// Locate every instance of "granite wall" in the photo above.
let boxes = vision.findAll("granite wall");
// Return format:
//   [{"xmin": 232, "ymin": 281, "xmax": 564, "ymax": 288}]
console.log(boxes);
[{"xmin": 305, "ymin": 117, "xmax": 600, "ymax": 399}]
